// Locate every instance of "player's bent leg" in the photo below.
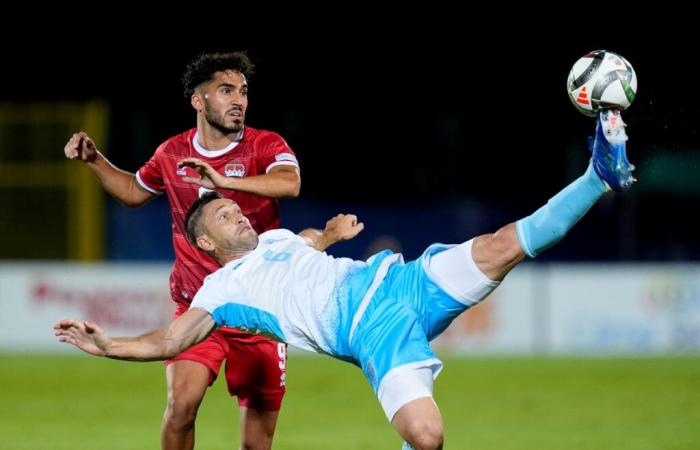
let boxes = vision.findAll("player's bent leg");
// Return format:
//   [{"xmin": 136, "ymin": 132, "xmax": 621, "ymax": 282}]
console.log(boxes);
[
  {"xmin": 238, "ymin": 407, "xmax": 279, "ymax": 450},
  {"xmin": 162, "ymin": 360, "xmax": 211, "ymax": 450},
  {"xmin": 392, "ymin": 397, "xmax": 444, "ymax": 450},
  {"xmin": 161, "ymin": 331, "xmax": 228, "ymax": 450},
  {"xmin": 224, "ymin": 335, "xmax": 286, "ymax": 450}
]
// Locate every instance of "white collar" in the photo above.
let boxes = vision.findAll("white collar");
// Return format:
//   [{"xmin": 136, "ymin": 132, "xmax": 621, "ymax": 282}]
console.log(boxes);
[{"xmin": 192, "ymin": 128, "xmax": 244, "ymax": 158}]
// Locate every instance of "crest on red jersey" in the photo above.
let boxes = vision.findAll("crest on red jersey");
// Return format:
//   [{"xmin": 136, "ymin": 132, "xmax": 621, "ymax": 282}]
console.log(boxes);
[{"xmin": 224, "ymin": 161, "xmax": 246, "ymax": 177}]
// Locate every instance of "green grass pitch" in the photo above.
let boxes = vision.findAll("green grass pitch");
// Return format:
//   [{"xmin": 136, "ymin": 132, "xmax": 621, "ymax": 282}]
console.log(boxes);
[{"xmin": 1, "ymin": 354, "xmax": 699, "ymax": 449}]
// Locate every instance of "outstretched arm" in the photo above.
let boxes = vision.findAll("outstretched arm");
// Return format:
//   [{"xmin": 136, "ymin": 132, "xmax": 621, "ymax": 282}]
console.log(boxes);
[
  {"xmin": 53, "ymin": 308, "xmax": 216, "ymax": 361},
  {"xmin": 178, "ymin": 158, "xmax": 301, "ymax": 199},
  {"xmin": 299, "ymin": 214, "xmax": 364, "ymax": 251},
  {"xmin": 64, "ymin": 131, "xmax": 156, "ymax": 208}
]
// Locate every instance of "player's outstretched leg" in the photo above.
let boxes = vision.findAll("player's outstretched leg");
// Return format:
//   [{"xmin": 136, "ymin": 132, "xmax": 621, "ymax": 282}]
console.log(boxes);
[
  {"xmin": 404, "ymin": 110, "xmax": 637, "ymax": 450},
  {"xmin": 516, "ymin": 110, "xmax": 635, "ymax": 258},
  {"xmin": 465, "ymin": 111, "xmax": 637, "ymax": 284}
]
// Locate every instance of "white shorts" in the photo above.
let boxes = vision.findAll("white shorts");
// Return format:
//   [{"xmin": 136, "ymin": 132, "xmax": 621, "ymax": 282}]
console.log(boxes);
[{"xmin": 426, "ymin": 239, "xmax": 500, "ymax": 305}]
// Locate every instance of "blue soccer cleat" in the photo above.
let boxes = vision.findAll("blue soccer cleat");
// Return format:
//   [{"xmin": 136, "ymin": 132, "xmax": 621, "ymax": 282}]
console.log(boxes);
[{"xmin": 588, "ymin": 109, "xmax": 636, "ymax": 192}]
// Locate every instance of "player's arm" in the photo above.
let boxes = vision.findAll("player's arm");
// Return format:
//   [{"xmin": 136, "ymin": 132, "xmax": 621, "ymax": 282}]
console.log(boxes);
[
  {"xmin": 299, "ymin": 214, "xmax": 365, "ymax": 251},
  {"xmin": 64, "ymin": 131, "xmax": 155, "ymax": 208},
  {"xmin": 53, "ymin": 308, "xmax": 216, "ymax": 361},
  {"xmin": 178, "ymin": 158, "xmax": 301, "ymax": 199}
]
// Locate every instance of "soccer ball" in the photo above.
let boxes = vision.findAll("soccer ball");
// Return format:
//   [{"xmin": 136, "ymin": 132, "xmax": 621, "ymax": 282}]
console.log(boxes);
[{"xmin": 566, "ymin": 50, "xmax": 637, "ymax": 117}]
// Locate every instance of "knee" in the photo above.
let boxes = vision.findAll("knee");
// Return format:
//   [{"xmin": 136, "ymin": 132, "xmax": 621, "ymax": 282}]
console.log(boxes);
[
  {"xmin": 163, "ymin": 395, "xmax": 199, "ymax": 430},
  {"xmin": 473, "ymin": 224, "xmax": 526, "ymax": 280},
  {"xmin": 405, "ymin": 419, "xmax": 444, "ymax": 450},
  {"xmin": 492, "ymin": 223, "xmax": 526, "ymax": 261},
  {"xmin": 499, "ymin": 232, "xmax": 527, "ymax": 267}
]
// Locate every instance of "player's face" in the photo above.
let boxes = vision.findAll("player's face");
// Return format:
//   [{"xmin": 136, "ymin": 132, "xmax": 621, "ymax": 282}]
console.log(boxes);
[
  {"xmin": 201, "ymin": 70, "xmax": 248, "ymax": 134},
  {"xmin": 202, "ymin": 198, "xmax": 258, "ymax": 252}
]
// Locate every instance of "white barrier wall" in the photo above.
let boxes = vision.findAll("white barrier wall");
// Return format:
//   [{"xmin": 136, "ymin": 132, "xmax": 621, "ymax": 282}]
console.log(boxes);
[
  {"xmin": 547, "ymin": 265, "xmax": 700, "ymax": 353},
  {"xmin": 2, "ymin": 262, "xmax": 699, "ymax": 353},
  {"xmin": 0, "ymin": 262, "xmax": 174, "ymax": 351},
  {"xmin": 431, "ymin": 264, "xmax": 700, "ymax": 354}
]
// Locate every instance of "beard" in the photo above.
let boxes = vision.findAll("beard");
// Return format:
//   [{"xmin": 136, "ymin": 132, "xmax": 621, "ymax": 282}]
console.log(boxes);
[
  {"xmin": 239, "ymin": 232, "xmax": 259, "ymax": 251},
  {"xmin": 212, "ymin": 230, "xmax": 259, "ymax": 263},
  {"xmin": 204, "ymin": 102, "xmax": 244, "ymax": 135}
]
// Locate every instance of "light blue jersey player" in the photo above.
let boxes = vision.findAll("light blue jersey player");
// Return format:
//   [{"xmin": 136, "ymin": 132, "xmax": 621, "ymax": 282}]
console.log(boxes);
[
  {"xmin": 56, "ymin": 110, "xmax": 634, "ymax": 450},
  {"xmin": 189, "ymin": 225, "xmax": 497, "ymax": 422}
]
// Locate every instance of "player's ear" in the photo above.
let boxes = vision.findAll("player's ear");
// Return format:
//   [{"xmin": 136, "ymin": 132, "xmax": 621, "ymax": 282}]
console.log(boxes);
[
  {"xmin": 191, "ymin": 92, "xmax": 203, "ymax": 112},
  {"xmin": 196, "ymin": 234, "xmax": 215, "ymax": 252}
]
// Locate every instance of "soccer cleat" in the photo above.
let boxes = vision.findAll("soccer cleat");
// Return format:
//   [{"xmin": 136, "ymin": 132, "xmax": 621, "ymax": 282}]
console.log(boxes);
[{"xmin": 588, "ymin": 109, "xmax": 635, "ymax": 191}]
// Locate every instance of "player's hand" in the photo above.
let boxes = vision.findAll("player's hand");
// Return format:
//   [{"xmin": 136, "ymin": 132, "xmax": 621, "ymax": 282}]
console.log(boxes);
[
  {"xmin": 177, "ymin": 158, "xmax": 229, "ymax": 190},
  {"xmin": 53, "ymin": 319, "xmax": 111, "ymax": 356},
  {"xmin": 64, "ymin": 132, "xmax": 98, "ymax": 163},
  {"xmin": 324, "ymin": 214, "xmax": 364, "ymax": 243}
]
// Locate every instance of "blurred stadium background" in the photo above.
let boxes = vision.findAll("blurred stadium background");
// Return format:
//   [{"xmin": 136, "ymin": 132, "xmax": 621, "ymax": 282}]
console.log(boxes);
[{"xmin": 1, "ymin": 25, "xmax": 699, "ymax": 449}]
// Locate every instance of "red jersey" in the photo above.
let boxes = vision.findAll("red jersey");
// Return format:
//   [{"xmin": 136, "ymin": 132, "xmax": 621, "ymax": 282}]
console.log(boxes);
[{"xmin": 136, "ymin": 127, "xmax": 299, "ymax": 313}]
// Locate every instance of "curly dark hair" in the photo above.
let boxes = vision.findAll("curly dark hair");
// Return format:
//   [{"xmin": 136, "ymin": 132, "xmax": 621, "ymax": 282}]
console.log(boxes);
[{"xmin": 182, "ymin": 51, "xmax": 255, "ymax": 98}]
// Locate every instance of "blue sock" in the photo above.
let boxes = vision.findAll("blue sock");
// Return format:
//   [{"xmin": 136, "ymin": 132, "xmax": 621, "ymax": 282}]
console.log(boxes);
[{"xmin": 516, "ymin": 163, "xmax": 607, "ymax": 257}]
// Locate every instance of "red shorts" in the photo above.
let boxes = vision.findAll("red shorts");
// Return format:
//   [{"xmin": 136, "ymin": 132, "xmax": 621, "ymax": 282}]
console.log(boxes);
[{"xmin": 165, "ymin": 327, "xmax": 286, "ymax": 411}]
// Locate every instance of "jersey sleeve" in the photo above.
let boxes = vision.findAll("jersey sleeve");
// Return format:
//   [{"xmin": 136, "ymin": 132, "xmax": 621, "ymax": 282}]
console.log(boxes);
[
  {"xmin": 256, "ymin": 132, "xmax": 300, "ymax": 174},
  {"xmin": 189, "ymin": 270, "xmax": 227, "ymax": 314},
  {"xmin": 135, "ymin": 142, "xmax": 168, "ymax": 194}
]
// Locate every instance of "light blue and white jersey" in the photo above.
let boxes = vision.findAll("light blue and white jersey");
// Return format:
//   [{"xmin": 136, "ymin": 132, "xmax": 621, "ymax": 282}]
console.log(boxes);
[{"xmin": 190, "ymin": 229, "xmax": 399, "ymax": 360}]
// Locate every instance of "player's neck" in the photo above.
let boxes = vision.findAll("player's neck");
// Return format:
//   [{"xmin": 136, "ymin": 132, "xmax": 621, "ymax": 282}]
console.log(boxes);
[
  {"xmin": 196, "ymin": 122, "xmax": 243, "ymax": 151},
  {"xmin": 216, "ymin": 249, "xmax": 252, "ymax": 266}
]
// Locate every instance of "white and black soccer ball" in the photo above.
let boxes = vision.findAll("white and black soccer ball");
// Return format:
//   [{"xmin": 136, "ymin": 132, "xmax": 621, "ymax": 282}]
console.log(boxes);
[{"xmin": 566, "ymin": 50, "xmax": 637, "ymax": 117}]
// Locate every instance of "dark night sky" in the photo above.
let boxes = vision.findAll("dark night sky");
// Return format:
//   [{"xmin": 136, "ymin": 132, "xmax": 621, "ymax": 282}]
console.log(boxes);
[{"xmin": 3, "ymin": 26, "xmax": 696, "ymax": 201}]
